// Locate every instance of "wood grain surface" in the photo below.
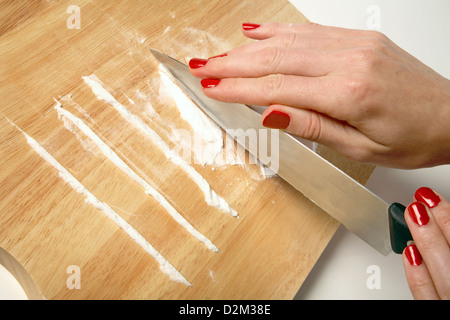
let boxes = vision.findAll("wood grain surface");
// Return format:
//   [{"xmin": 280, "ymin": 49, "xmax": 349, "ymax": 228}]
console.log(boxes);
[{"xmin": 0, "ymin": 0, "xmax": 375, "ymax": 299}]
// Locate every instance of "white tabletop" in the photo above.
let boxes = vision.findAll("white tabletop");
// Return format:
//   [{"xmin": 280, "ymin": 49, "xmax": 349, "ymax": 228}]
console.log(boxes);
[
  {"xmin": 291, "ymin": 0, "xmax": 450, "ymax": 299},
  {"xmin": 1, "ymin": 0, "xmax": 449, "ymax": 300}
]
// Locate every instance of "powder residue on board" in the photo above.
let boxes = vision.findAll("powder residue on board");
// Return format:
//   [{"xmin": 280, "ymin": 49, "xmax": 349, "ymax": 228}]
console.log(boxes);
[
  {"xmin": 157, "ymin": 65, "xmax": 275, "ymax": 179},
  {"xmin": 5, "ymin": 117, "xmax": 191, "ymax": 286},
  {"xmin": 82, "ymin": 74, "xmax": 238, "ymax": 218},
  {"xmin": 158, "ymin": 67, "xmax": 223, "ymax": 166},
  {"xmin": 53, "ymin": 99, "xmax": 219, "ymax": 253},
  {"xmin": 159, "ymin": 26, "xmax": 233, "ymax": 65}
]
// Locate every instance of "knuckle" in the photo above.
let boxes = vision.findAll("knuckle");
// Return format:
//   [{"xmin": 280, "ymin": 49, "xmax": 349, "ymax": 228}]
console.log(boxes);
[
  {"xmin": 366, "ymin": 30, "xmax": 389, "ymax": 44},
  {"xmin": 345, "ymin": 75, "xmax": 368, "ymax": 96},
  {"xmin": 277, "ymin": 32, "xmax": 298, "ymax": 48},
  {"xmin": 260, "ymin": 47, "xmax": 284, "ymax": 73},
  {"xmin": 354, "ymin": 47, "xmax": 383, "ymax": 72},
  {"xmin": 301, "ymin": 111, "xmax": 322, "ymax": 142},
  {"xmin": 351, "ymin": 33, "xmax": 390, "ymax": 71},
  {"xmin": 261, "ymin": 74, "xmax": 285, "ymax": 104},
  {"xmin": 341, "ymin": 75, "xmax": 377, "ymax": 113}
]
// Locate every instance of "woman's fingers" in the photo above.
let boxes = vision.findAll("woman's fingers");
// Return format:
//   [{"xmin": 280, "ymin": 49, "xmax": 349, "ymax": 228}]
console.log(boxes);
[
  {"xmin": 199, "ymin": 75, "xmax": 356, "ymax": 121},
  {"xmin": 200, "ymin": 75, "xmax": 320, "ymax": 107},
  {"xmin": 403, "ymin": 188, "xmax": 450, "ymax": 299},
  {"xmin": 402, "ymin": 242, "xmax": 439, "ymax": 299},
  {"xmin": 259, "ymin": 105, "xmax": 375, "ymax": 163},
  {"xmin": 191, "ymin": 48, "xmax": 332, "ymax": 79}
]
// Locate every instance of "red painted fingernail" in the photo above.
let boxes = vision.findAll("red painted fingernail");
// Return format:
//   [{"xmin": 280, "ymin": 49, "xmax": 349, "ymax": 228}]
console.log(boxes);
[
  {"xmin": 189, "ymin": 58, "xmax": 208, "ymax": 69},
  {"xmin": 262, "ymin": 110, "xmax": 290, "ymax": 129},
  {"xmin": 407, "ymin": 202, "xmax": 430, "ymax": 226},
  {"xmin": 208, "ymin": 53, "xmax": 227, "ymax": 60},
  {"xmin": 404, "ymin": 243, "xmax": 422, "ymax": 266},
  {"xmin": 201, "ymin": 79, "xmax": 221, "ymax": 88},
  {"xmin": 415, "ymin": 187, "xmax": 441, "ymax": 208},
  {"xmin": 242, "ymin": 23, "xmax": 261, "ymax": 31}
]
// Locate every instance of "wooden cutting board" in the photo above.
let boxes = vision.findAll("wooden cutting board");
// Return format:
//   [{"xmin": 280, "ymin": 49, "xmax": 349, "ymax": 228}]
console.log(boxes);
[{"xmin": 0, "ymin": 0, "xmax": 375, "ymax": 299}]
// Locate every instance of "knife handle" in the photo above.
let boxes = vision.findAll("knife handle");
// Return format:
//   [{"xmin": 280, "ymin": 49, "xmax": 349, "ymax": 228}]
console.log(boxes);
[{"xmin": 388, "ymin": 203, "xmax": 413, "ymax": 254}]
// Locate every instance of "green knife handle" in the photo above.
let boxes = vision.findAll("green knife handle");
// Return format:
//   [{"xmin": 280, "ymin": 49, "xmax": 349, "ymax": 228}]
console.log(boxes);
[{"xmin": 388, "ymin": 203, "xmax": 413, "ymax": 254}]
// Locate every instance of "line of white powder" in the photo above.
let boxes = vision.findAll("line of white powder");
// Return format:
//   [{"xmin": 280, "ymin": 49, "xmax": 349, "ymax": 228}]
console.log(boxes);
[
  {"xmin": 82, "ymin": 74, "xmax": 238, "ymax": 218},
  {"xmin": 53, "ymin": 99, "xmax": 219, "ymax": 253},
  {"xmin": 5, "ymin": 117, "xmax": 191, "ymax": 286}
]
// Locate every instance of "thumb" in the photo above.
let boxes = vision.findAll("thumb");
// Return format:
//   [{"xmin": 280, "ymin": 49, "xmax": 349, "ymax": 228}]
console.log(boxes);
[{"xmin": 261, "ymin": 105, "xmax": 371, "ymax": 161}]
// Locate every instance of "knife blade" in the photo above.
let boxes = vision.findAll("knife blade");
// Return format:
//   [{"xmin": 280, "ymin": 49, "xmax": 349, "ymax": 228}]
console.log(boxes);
[{"xmin": 150, "ymin": 48, "xmax": 412, "ymax": 256}]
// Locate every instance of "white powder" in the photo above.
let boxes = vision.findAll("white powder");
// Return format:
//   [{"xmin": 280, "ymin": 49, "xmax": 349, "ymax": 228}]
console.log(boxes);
[
  {"xmin": 134, "ymin": 90, "xmax": 158, "ymax": 118},
  {"xmin": 157, "ymin": 67, "xmax": 248, "ymax": 170},
  {"xmin": 82, "ymin": 74, "xmax": 238, "ymax": 218},
  {"xmin": 54, "ymin": 99, "xmax": 219, "ymax": 253},
  {"xmin": 158, "ymin": 67, "xmax": 223, "ymax": 166},
  {"xmin": 156, "ymin": 64, "xmax": 272, "ymax": 180},
  {"xmin": 5, "ymin": 117, "xmax": 191, "ymax": 286}
]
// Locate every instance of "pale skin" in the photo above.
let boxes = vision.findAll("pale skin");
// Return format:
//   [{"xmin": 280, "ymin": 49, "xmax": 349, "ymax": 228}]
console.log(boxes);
[{"xmin": 189, "ymin": 22, "xmax": 450, "ymax": 299}]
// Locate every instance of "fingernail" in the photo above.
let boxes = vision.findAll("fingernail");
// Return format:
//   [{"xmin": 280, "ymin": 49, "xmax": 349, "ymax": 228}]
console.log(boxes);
[
  {"xmin": 407, "ymin": 202, "xmax": 430, "ymax": 226},
  {"xmin": 201, "ymin": 79, "xmax": 221, "ymax": 88},
  {"xmin": 404, "ymin": 242, "xmax": 422, "ymax": 266},
  {"xmin": 262, "ymin": 110, "xmax": 290, "ymax": 129},
  {"xmin": 189, "ymin": 58, "xmax": 208, "ymax": 69},
  {"xmin": 415, "ymin": 187, "xmax": 441, "ymax": 208},
  {"xmin": 208, "ymin": 53, "xmax": 227, "ymax": 60},
  {"xmin": 242, "ymin": 23, "xmax": 261, "ymax": 31}
]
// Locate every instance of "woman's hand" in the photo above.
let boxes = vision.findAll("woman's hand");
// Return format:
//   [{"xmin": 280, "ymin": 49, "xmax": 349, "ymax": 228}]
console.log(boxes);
[
  {"xmin": 403, "ymin": 187, "xmax": 450, "ymax": 300},
  {"xmin": 189, "ymin": 22, "xmax": 450, "ymax": 169}
]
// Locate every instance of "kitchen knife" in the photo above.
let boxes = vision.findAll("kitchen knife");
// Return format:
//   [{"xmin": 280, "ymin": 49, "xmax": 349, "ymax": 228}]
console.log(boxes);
[{"xmin": 150, "ymin": 48, "xmax": 412, "ymax": 256}]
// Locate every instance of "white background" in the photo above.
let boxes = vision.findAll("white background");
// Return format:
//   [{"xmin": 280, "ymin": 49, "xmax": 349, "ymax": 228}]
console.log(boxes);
[{"xmin": 1, "ymin": 0, "xmax": 449, "ymax": 300}]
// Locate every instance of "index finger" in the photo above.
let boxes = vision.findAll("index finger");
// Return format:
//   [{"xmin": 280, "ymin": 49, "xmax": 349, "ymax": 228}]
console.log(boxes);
[{"xmin": 199, "ymin": 74, "xmax": 352, "ymax": 121}]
